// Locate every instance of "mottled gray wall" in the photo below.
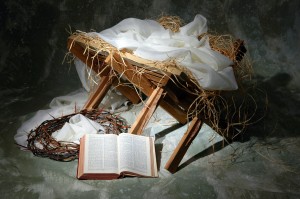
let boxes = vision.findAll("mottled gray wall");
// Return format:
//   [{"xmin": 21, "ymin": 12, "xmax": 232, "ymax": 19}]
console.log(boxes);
[
  {"xmin": 1, "ymin": 0, "xmax": 299, "ymax": 88},
  {"xmin": 0, "ymin": 0, "xmax": 299, "ymax": 120}
]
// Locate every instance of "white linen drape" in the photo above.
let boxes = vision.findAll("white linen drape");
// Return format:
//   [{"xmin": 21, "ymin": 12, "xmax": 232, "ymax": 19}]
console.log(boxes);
[{"xmin": 97, "ymin": 14, "xmax": 237, "ymax": 90}]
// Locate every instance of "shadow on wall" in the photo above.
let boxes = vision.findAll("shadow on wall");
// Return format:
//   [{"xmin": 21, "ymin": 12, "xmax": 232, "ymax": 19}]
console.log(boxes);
[
  {"xmin": 245, "ymin": 72, "xmax": 300, "ymax": 139},
  {"xmin": 166, "ymin": 73, "xmax": 300, "ymax": 171}
]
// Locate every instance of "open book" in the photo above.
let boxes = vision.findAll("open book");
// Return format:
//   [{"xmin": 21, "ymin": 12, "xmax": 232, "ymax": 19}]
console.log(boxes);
[{"xmin": 77, "ymin": 133, "xmax": 158, "ymax": 180}]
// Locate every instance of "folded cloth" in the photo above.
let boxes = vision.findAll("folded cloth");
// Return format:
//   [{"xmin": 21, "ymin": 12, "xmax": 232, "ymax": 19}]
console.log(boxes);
[
  {"xmin": 96, "ymin": 14, "xmax": 237, "ymax": 90},
  {"xmin": 52, "ymin": 114, "xmax": 104, "ymax": 144}
]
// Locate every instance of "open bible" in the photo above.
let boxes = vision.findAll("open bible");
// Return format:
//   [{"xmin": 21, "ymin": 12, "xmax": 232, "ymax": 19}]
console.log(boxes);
[{"xmin": 77, "ymin": 133, "xmax": 158, "ymax": 180}]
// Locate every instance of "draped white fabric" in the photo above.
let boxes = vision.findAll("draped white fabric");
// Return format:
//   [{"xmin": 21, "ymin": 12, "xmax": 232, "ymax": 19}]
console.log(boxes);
[
  {"xmin": 51, "ymin": 114, "xmax": 105, "ymax": 144},
  {"xmin": 97, "ymin": 14, "xmax": 238, "ymax": 90}
]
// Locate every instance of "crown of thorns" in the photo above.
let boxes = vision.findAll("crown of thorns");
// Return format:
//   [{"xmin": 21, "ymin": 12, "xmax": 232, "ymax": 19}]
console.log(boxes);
[{"xmin": 26, "ymin": 109, "xmax": 128, "ymax": 161}]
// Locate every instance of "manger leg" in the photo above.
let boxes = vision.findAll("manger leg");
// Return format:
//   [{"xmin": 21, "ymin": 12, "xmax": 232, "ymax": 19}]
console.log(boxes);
[
  {"xmin": 164, "ymin": 117, "xmax": 203, "ymax": 173},
  {"xmin": 83, "ymin": 75, "xmax": 114, "ymax": 110},
  {"xmin": 129, "ymin": 87, "xmax": 164, "ymax": 135}
]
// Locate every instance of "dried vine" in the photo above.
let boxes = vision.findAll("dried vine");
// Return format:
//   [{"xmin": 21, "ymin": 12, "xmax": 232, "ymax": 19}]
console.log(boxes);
[{"xmin": 27, "ymin": 109, "xmax": 128, "ymax": 161}]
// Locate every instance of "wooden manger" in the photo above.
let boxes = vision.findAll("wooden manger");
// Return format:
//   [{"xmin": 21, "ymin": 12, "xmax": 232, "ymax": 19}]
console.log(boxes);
[{"xmin": 67, "ymin": 32, "xmax": 246, "ymax": 173}]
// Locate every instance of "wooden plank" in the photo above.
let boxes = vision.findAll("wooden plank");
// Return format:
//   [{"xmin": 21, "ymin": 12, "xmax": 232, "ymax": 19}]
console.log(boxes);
[
  {"xmin": 142, "ymin": 72, "xmax": 169, "ymax": 87},
  {"xmin": 129, "ymin": 87, "xmax": 164, "ymax": 135},
  {"xmin": 68, "ymin": 35, "xmax": 172, "ymax": 87},
  {"xmin": 124, "ymin": 64, "xmax": 170, "ymax": 87},
  {"xmin": 83, "ymin": 76, "xmax": 113, "ymax": 110},
  {"xmin": 106, "ymin": 53, "xmax": 155, "ymax": 97},
  {"xmin": 159, "ymin": 99, "xmax": 187, "ymax": 124},
  {"xmin": 121, "ymin": 51, "xmax": 182, "ymax": 76},
  {"xmin": 68, "ymin": 34, "xmax": 183, "ymax": 75},
  {"xmin": 68, "ymin": 34, "xmax": 111, "ymax": 56},
  {"xmin": 112, "ymin": 81, "xmax": 141, "ymax": 104},
  {"xmin": 164, "ymin": 117, "xmax": 203, "ymax": 173},
  {"xmin": 68, "ymin": 39, "xmax": 141, "ymax": 104},
  {"xmin": 67, "ymin": 38, "xmax": 110, "ymax": 75}
]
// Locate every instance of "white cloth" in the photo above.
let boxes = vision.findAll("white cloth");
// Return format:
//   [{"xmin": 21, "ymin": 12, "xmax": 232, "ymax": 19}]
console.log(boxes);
[
  {"xmin": 14, "ymin": 89, "xmax": 128, "ymax": 148},
  {"xmin": 96, "ymin": 14, "xmax": 237, "ymax": 90},
  {"xmin": 74, "ymin": 59, "xmax": 94, "ymax": 92},
  {"xmin": 52, "ymin": 114, "xmax": 104, "ymax": 144},
  {"xmin": 14, "ymin": 89, "xmax": 88, "ymax": 148}
]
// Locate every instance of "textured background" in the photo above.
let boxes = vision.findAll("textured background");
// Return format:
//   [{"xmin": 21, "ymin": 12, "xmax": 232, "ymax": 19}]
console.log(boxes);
[
  {"xmin": 1, "ymin": 0, "xmax": 299, "ymax": 124},
  {"xmin": 0, "ymin": 0, "xmax": 299, "ymax": 198}
]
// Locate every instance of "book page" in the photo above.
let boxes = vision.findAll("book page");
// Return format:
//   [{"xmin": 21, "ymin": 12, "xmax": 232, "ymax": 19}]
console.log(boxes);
[
  {"xmin": 84, "ymin": 134, "xmax": 119, "ymax": 174},
  {"xmin": 118, "ymin": 133, "xmax": 152, "ymax": 176}
]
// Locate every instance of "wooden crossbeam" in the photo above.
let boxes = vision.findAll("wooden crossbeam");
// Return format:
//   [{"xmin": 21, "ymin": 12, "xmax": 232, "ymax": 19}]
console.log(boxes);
[
  {"xmin": 67, "ymin": 38, "xmax": 109, "ymax": 75},
  {"xmin": 106, "ymin": 52, "xmax": 156, "ymax": 97},
  {"xmin": 67, "ymin": 38, "xmax": 141, "ymax": 105}
]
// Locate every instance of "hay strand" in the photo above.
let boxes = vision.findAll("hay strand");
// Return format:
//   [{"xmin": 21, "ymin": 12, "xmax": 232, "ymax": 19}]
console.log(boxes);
[{"xmin": 157, "ymin": 15, "xmax": 184, "ymax": 32}]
